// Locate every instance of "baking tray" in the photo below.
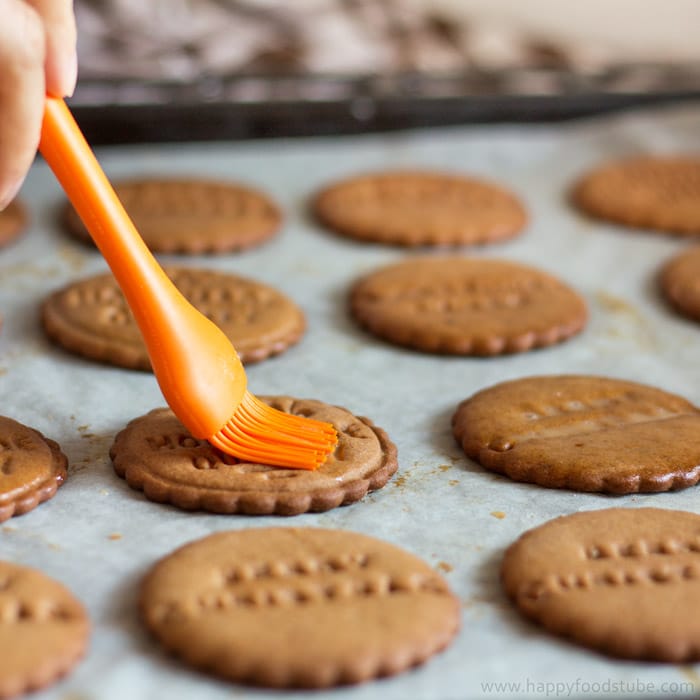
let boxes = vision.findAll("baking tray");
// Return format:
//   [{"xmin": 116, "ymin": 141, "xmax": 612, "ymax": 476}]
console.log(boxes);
[
  {"xmin": 3, "ymin": 103, "xmax": 700, "ymax": 700},
  {"xmin": 69, "ymin": 64, "xmax": 700, "ymax": 144}
]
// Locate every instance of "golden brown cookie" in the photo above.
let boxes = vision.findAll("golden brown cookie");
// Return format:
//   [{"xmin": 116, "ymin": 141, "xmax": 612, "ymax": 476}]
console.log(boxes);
[
  {"xmin": 452, "ymin": 375, "xmax": 700, "ymax": 493},
  {"xmin": 62, "ymin": 177, "xmax": 281, "ymax": 253},
  {"xmin": 0, "ymin": 416, "xmax": 67, "ymax": 523},
  {"xmin": 313, "ymin": 170, "xmax": 527, "ymax": 246},
  {"xmin": 110, "ymin": 397, "xmax": 397, "ymax": 515},
  {"xmin": 573, "ymin": 156, "xmax": 700, "ymax": 236},
  {"xmin": 659, "ymin": 246, "xmax": 700, "ymax": 321},
  {"xmin": 0, "ymin": 199, "xmax": 28, "ymax": 249},
  {"xmin": 0, "ymin": 561, "xmax": 89, "ymax": 697},
  {"xmin": 140, "ymin": 527, "xmax": 460, "ymax": 688},
  {"xmin": 502, "ymin": 508, "xmax": 700, "ymax": 661},
  {"xmin": 42, "ymin": 266, "xmax": 305, "ymax": 370},
  {"xmin": 350, "ymin": 257, "xmax": 587, "ymax": 355}
]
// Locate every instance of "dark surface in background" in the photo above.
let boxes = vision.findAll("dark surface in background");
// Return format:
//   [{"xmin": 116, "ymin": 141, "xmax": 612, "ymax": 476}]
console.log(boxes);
[
  {"xmin": 72, "ymin": 92, "xmax": 700, "ymax": 145},
  {"xmin": 68, "ymin": 67, "xmax": 700, "ymax": 144}
]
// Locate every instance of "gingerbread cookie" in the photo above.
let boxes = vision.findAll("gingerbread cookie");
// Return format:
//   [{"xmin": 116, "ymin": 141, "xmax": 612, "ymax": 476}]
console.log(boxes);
[
  {"xmin": 62, "ymin": 177, "xmax": 281, "ymax": 253},
  {"xmin": 350, "ymin": 257, "xmax": 587, "ymax": 355},
  {"xmin": 659, "ymin": 246, "xmax": 700, "ymax": 321},
  {"xmin": 0, "ymin": 561, "xmax": 89, "ymax": 697},
  {"xmin": 313, "ymin": 170, "xmax": 527, "ymax": 246},
  {"xmin": 0, "ymin": 416, "xmax": 67, "ymax": 522},
  {"xmin": 0, "ymin": 199, "xmax": 28, "ymax": 249},
  {"xmin": 452, "ymin": 375, "xmax": 700, "ymax": 493},
  {"xmin": 140, "ymin": 527, "xmax": 460, "ymax": 687},
  {"xmin": 572, "ymin": 156, "xmax": 700, "ymax": 236},
  {"xmin": 42, "ymin": 266, "xmax": 305, "ymax": 370},
  {"xmin": 502, "ymin": 508, "xmax": 700, "ymax": 661},
  {"xmin": 110, "ymin": 397, "xmax": 397, "ymax": 515}
]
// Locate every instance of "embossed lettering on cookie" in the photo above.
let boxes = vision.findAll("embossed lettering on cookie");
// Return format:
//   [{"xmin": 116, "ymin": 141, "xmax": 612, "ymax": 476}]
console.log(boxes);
[
  {"xmin": 140, "ymin": 528, "xmax": 461, "ymax": 688},
  {"xmin": 62, "ymin": 177, "xmax": 282, "ymax": 254},
  {"xmin": 42, "ymin": 267, "xmax": 306, "ymax": 370},
  {"xmin": 110, "ymin": 397, "xmax": 398, "ymax": 515},
  {"xmin": 351, "ymin": 257, "xmax": 587, "ymax": 356},
  {"xmin": 0, "ymin": 416, "xmax": 67, "ymax": 522},
  {"xmin": 452, "ymin": 375, "xmax": 700, "ymax": 494},
  {"xmin": 502, "ymin": 508, "xmax": 700, "ymax": 661},
  {"xmin": 0, "ymin": 561, "xmax": 89, "ymax": 697},
  {"xmin": 572, "ymin": 156, "xmax": 700, "ymax": 237},
  {"xmin": 314, "ymin": 170, "xmax": 527, "ymax": 247}
]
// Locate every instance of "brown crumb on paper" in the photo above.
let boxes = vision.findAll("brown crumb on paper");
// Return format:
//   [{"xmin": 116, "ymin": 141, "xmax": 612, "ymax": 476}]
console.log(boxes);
[
  {"xmin": 108, "ymin": 533, "xmax": 122, "ymax": 541},
  {"xmin": 436, "ymin": 561, "xmax": 453, "ymax": 573},
  {"xmin": 490, "ymin": 511, "xmax": 506, "ymax": 520}
]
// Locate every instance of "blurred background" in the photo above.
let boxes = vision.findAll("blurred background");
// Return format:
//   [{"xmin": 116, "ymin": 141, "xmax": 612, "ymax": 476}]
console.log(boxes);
[{"xmin": 70, "ymin": 0, "xmax": 700, "ymax": 143}]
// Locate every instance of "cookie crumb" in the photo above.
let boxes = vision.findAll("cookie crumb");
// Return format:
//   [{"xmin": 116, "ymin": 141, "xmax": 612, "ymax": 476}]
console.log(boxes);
[{"xmin": 490, "ymin": 511, "xmax": 506, "ymax": 520}]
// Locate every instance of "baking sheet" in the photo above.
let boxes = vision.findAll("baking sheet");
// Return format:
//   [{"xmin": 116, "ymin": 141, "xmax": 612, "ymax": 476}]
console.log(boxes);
[{"xmin": 2, "ymin": 103, "xmax": 700, "ymax": 700}]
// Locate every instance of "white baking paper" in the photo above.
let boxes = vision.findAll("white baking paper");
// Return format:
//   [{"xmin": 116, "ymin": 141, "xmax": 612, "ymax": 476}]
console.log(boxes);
[{"xmin": 2, "ymin": 103, "xmax": 700, "ymax": 700}]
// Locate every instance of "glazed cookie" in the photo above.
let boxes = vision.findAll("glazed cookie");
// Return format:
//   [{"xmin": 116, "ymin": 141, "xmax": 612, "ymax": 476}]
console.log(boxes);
[
  {"xmin": 140, "ymin": 527, "xmax": 460, "ymax": 688},
  {"xmin": 313, "ymin": 170, "xmax": 527, "ymax": 246},
  {"xmin": 452, "ymin": 375, "xmax": 700, "ymax": 493},
  {"xmin": 42, "ymin": 266, "xmax": 306, "ymax": 370},
  {"xmin": 573, "ymin": 156, "xmax": 700, "ymax": 236},
  {"xmin": 110, "ymin": 397, "xmax": 397, "ymax": 515},
  {"xmin": 350, "ymin": 257, "xmax": 587, "ymax": 355},
  {"xmin": 659, "ymin": 246, "xmax": 700, "ymax": 321},
  {"xmin": 0, "ymin": 199, "xmax": 28, "ymax": 249},
  {"xmin": 502, "ymin": 508, "xmax": 700, "ymax": 661},
  {"xmin": 0, "ymin": 416, "xmax": 67, "ymax": 522},
  {"xmin": 62, "ymin": 177, "xmax": 281, "ymax": 253},
  {"xmin": 0, "ymin": 561, "xmax": 89, "ymax": 697}
]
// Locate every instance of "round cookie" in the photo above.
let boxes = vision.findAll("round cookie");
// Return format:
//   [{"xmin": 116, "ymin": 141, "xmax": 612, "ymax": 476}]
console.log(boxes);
[
  {"xmin": 110, "ymin": 397, "xmax": 398, "ymax": 515},
  {"xmin": 42, "ymin": 266, "xmax": 306, "ymax": 370},
  {"xmin": 502, "ymin": 508, "xmax": 700, "ymax": 661},
  {"xmin": 0, "ymin": 199, "xmax": 28, "ymax": 249},
  {"xmin": 0, "ymin": 416, "xmax": 67, "ymax": 522},
  {"xmin": 350, "ymin": 257, "xmax": 587, "ymax": 355},
  {"xmin": 313, "ymin": 170, "xmax": 527, "ymax": 247},
  {"xmin": 62, "ymin": 177, "xmax": 281, "ymax": 253},
  {"xmin": 452, "ymin": 375, "xmax": 700, "ymax": 493},
  {"xmin": 573, "ymin": 156, "xmax": 700, "ymax": 236},
  {"xmin": 659, "ymin": 246, "xmax": 700, "ymax": 321},
  {"xmin": 0, "ymin": 561, "xmax": 89, "ymax": 697},
  {"xmin": 140, "ymin": 527, "xmax": 460, "ymax": 688}
]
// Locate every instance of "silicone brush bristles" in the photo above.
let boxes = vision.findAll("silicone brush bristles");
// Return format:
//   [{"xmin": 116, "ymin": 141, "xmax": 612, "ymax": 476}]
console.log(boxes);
[{"xmin": 208, "ymin": 392, "xmax": 338, "ymax": 470}]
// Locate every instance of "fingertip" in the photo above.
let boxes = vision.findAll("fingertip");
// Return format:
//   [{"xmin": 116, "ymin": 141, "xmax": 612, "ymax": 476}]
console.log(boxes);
[
  {"xmin": 0, "ymin": 177, "xmax": 25, "ymax": 212},
  {"xmin": 46, "ymin": 48, "xmax": 77, "ymax": 97}
]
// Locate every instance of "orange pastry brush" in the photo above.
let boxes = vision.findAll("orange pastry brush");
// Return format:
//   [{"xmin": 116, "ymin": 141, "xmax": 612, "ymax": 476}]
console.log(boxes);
[{"xmin": 39, "ymin": 97, "xmax": 337, "ymax": 470}]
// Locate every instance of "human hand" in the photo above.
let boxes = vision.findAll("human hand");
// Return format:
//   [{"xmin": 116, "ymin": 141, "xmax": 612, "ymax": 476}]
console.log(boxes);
[{"xmin": 0, "ymin": 0, "xmax": 77, "ymax": 209}]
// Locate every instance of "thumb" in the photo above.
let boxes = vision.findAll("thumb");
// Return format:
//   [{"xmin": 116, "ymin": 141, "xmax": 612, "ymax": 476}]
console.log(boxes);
[{"xmin": 25, "ymin": 0, "xmax": 77, "ymax": 97}]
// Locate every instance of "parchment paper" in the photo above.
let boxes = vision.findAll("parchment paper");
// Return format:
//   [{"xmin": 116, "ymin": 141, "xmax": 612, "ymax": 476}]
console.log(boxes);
[{"xmin": 2, "ymin": 103, "xmax": 700, "ymax": 700}]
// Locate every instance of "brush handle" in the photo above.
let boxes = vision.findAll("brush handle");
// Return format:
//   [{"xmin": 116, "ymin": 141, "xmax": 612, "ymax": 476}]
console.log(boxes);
[
  {"xmin": 39, "ymin": 97, "xmax": 245, "ymax": 437},
  {"xmin": 39, "ymin": 98, "xmax": 182, "ymax": 334}
]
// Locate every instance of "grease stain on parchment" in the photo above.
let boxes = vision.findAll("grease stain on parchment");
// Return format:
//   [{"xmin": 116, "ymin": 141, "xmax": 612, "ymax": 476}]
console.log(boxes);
[{"xmin": 595, "ymin": 290, "xmax": 658, "ymax": 351}]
